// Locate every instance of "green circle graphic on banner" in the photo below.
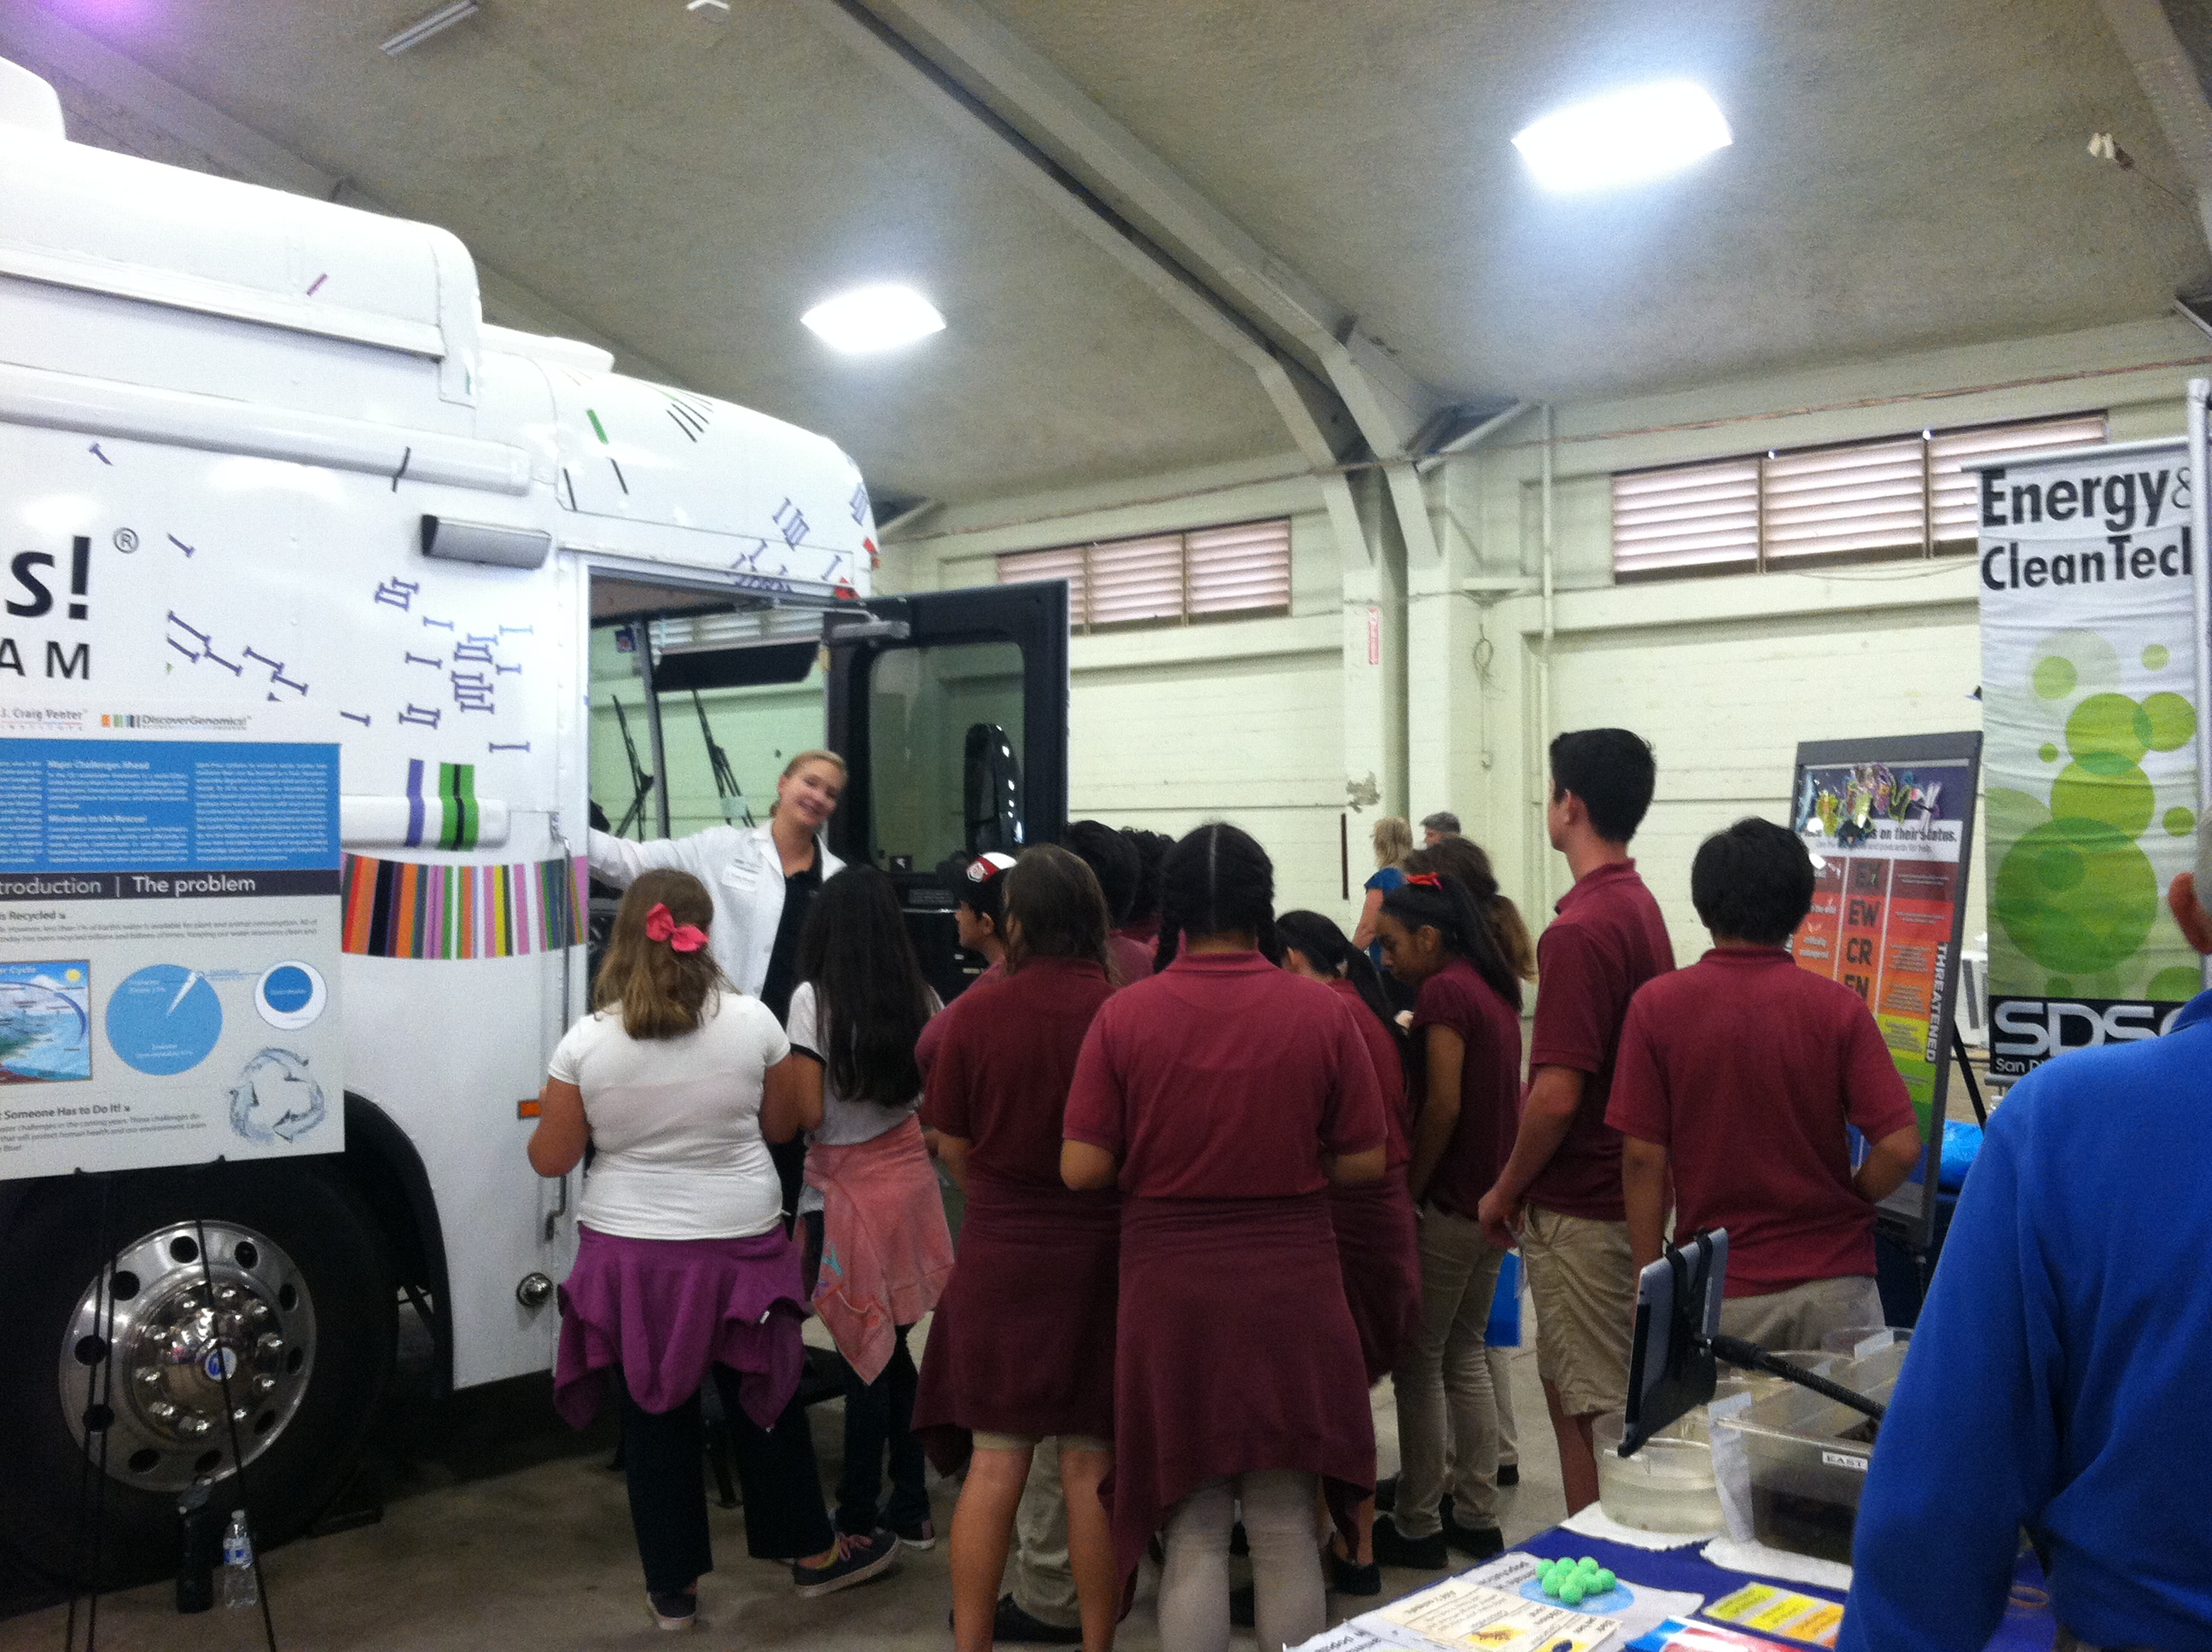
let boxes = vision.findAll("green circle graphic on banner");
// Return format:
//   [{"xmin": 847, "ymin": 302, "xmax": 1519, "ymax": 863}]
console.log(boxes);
[
  {"xmin": 2040, "ymin": 742, "xmax": 2060, "ymax": 763},
  {"xmin": 1994, "ymin": 817, "xmax": 2159, "ymax": 974},
  {"xmin": 2144, "ymin": 643, "xmax": 2172, "ymax": 671},
  {"xmin": 2030, "ymin": 629, "xmax": 2121, "ymax": 701},
  {"xmin": 2050, "ymin": 762, "xmax": 2156, "ymax": 836},
  {"xmin": 2149, "ymin": 966, "xmax": 2203, "ymax": 1003},
  {"xmin": 2065, "ymin": 693, "xmax": 2153, "ymax": 775},
  {"xmin": 2167, "ymin": 806, "xmax": 2197, "ymax": 837},
  {"xmin": 2144, "ymin": 691, "xmax": 2197, "ymax": 753}
]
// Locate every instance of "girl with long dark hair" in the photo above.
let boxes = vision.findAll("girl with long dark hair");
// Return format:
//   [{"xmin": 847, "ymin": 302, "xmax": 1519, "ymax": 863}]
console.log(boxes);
[
  {"xmin": 913, "ymin": 845, "xmax": 1123, "ymax": 1652},
  {"xmin": 787, "ymin": 866, "xmax": 955, "ymax": 1549},
  {"xmin": 1066, "ymin": 823, "xmax": 1388, "ymax": 1652},
  {"xmin": 1275, "ymin": 909, "xmax": 1422, "ymax": 1597},
  {"xmin": 528, "ymin": 870, "xmax": 899, "ymax": 1629},
  {"xmin": 1369, "ymin": 866, "xmax": 1527, "ymax": 1572}
]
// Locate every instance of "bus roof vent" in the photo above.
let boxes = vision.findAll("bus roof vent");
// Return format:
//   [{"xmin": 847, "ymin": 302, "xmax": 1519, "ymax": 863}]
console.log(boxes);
[{"xmin": 0, "ymin": 58, "xmax": 65, "ymax": 140}]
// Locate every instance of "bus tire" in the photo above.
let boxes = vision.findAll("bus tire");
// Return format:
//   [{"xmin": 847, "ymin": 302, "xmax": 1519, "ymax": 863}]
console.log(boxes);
[{"xmin": 0, "ymin": 1162, "xmax": 396, "ymax": 1586}]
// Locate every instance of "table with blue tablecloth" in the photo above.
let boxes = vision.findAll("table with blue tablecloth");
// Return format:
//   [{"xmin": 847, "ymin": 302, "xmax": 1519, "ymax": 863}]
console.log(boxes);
[{"xmin": 1300, "ymin": 1521, "xmax": 2056, "ymax": 1650}]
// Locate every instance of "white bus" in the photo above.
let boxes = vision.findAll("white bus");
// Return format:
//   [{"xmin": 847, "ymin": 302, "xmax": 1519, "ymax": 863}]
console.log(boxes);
[{"xmin": 0, "ymin": 57, "xmax": 1066, "ymax": 1579}]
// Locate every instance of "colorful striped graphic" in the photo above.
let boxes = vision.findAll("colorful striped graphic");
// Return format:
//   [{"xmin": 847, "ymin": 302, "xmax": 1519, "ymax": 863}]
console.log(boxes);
[
  {"xmin": 341, "ymin": 854, "xmax": 588, "ymax": 961},
  {"xmin": 403, "ymin": 760, "xmax": 480, "ymax": 850}
]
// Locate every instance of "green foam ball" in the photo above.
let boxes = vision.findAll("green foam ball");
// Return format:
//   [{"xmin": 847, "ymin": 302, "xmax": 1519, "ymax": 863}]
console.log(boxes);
[
  {"xmin": 1560, "ymin": 1581, "xmax": 1586, "ymax": 1605},
  {"xmin": 1580, "ymin": 1556, "xmax": 1598, "ymax": 1569},
  {"xmin": 1595, "ymin": 1569, "xmax": 1617, "ymax": 1592}
]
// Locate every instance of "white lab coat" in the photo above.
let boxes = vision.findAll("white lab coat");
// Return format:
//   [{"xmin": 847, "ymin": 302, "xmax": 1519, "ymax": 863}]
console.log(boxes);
[{"xmin": 587, "ymin": 822, "xmax": 845, "ymax": 1001}]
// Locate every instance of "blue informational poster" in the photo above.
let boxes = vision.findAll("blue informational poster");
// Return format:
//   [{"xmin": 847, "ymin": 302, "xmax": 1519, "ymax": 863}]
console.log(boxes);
[{"xmin": 0, "ymin": 705, "xmax": 344, "ymax": 1177}]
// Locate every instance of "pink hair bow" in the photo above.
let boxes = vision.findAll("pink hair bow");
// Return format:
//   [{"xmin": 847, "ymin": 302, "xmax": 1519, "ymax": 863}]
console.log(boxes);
[{"xmin": 643, "ymin": 902, "xmax": 708, "ymax": 954}]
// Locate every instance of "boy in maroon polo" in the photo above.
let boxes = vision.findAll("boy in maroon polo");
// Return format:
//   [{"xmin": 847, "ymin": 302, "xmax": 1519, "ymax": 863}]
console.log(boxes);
[
  {"xmin": 1610, "ymin": 817, "xmax": 1923, "ymax": 1348},
  {"xmin": 1477, "ymin": 729, "xmax": 1672, "ymax": 1514}
]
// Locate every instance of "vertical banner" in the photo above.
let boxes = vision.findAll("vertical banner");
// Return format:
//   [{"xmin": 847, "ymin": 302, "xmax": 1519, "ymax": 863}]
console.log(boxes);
[
  {"xmin": 1791, "ymin": 733, "xmax": 1982, "ymax": 1249},
  {"xmin": 0, "ymin": 698, "xmax": 344, "ymax": 1177},
  {"xmin": 1977, "ymin": 439, "xmax": 2201, "ymax": 1079}
]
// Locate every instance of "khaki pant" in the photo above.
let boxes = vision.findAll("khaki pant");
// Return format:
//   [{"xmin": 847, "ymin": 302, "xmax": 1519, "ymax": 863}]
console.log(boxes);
[
  {"xmin": 1390, "ymin": 1206, "xmax": 1507, "ymax": 1535},
  {"xmin": 1518, "ymin": 1205, "xmax": 1633, "ymax": 1417},
  {"xmin": 1489, "ymin": 1346, "xmax": 1518, "ymax": 1467},
  {"xmin": 1718, "ymin": 1275, "xmax": 1885, "ymax": 1354},
  {"xmin": 1008, "ymin": 1442, "xmax": 1079, "ymax": 1630}
]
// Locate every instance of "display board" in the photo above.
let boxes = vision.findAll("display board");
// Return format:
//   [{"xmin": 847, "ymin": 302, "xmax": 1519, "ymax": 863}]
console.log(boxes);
[
  {"xmin": 1976, "ymin": 437, "xmax": 2205, "ymax": 1080},
  {"xmin": 1790, "ymin": 732, "xmax": 1982, "ymax": 1249},
  {"xmin": 0, "ymin": 697, "xmax": 343, "ymax": 1178}
]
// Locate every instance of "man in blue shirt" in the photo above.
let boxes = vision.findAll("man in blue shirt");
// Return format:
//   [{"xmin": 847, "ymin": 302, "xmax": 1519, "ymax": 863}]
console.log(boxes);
[{"xmin": 1840, "ymin": 835, "xmax": 2212, "ymax": 1650}]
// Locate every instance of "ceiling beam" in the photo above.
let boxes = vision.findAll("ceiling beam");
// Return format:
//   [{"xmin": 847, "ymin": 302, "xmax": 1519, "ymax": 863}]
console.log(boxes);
[
  {"xmin": 839, "ymin": 0, "xmax": 1448, "ymax": 459},
  {"xmin": 2098, "ymin": 0, "xmax": 2212, "ymax": 253},
  {"xmin": 0, "ymin": 3, "xmax": 690, "ymax": 387}
]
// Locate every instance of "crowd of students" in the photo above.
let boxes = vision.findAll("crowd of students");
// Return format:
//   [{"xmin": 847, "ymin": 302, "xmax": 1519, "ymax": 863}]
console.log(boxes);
[{"xmin": 534, "ymin": 726, "xmax": 1924, "ymax": 1648}]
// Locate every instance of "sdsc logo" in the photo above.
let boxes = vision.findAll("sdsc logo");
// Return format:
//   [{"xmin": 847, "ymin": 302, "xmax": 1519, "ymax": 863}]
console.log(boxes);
[{"xmin": 1988, "ymin": 996, "xmax": 2187, "ymax": 1078}]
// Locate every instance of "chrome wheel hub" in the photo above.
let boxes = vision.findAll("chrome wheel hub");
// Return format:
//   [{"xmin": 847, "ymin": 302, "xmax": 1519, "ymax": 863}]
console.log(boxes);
[{"xmin": 61, "ymin": 1221, "xmax": 316, "ymax": 1491}]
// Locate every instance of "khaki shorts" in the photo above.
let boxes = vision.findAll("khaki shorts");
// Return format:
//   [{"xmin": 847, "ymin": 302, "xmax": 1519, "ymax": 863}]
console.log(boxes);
[
  {"xmin": 1718, "ymin": 1275, "xmax": 1885, "ymax": 1353},
  {"xmin": 1518, "ymin": 1205, "xmax": 1634, "ymax": 1417},
  {"xmin": 974, "ymin": 1430, "xmax": 1111, "ymax": 1456}
]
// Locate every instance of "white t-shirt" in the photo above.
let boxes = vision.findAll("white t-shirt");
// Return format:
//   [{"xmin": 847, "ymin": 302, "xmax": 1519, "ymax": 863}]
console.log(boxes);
[
  {"xmin": 547, "ymin": 988, "xmax": 791, "ymax": 1242},
  {"xmin": 783, "ymin": 980, "xmax": 934, "ymax": 1216}
]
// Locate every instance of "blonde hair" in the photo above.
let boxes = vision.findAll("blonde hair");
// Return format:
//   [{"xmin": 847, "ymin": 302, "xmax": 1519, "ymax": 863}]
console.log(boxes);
[
  {"xmin": 769, "ymin": 749, "xmax": 847, "ymax": 817},
  {"xmin": 594, "ymin": 869, "xmax": 727, "ymax": 1038},
  {"xmin": 1371, "ymin": 815, "xmax": 1412, "ymax": 870}
]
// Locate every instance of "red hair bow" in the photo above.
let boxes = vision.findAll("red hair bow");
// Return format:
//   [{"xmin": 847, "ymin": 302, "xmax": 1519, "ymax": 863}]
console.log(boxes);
[
  {"xmin": 643, "ymin": 902, "xmax": 708, "ymax": 954},
  {"xmin": 1403, "ymin": 873, "xmax": 1445, "ymax": 889}
]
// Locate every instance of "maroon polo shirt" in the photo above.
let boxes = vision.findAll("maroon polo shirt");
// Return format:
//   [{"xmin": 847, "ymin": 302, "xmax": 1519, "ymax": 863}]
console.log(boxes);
[
  {"xmin": 1607, "ymin": 947, "xmax": 1918, "ymax": 1295},
  {"xmin": 922, "ymin": 957, "xmax": 1115, "ymax": 1189},
  {"xmin": 914, "ymin": 957, "xmax": 1005, "ymax": 1080},
  {"xmin": 1410, "ymin": 957, "xmax": 1526, "ymax": 1219},
  {"xmin": 1063, "ymin": 951, "xmax": 1386, "ymax": 1200},
  {"xmin": 1325, "ymin": 976, "xmax": 1411, "ymax": 1170},
  {"xmin": 1524, "ymin": 858, "xmax": 1675, "ymax": 1222},
  {"xmin": 1109, "ymin": 931, "xmax": 1156, "ymax": 986}
]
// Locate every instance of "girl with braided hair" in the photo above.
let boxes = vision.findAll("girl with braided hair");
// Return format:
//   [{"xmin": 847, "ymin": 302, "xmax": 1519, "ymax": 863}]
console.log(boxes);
[
  {"xmin": 1276, "ymin": 910, "xmax": 1421, "ymax": 1598},
  {"xmin": 1062, "ymin": 823, "xmax": 1388, "ymax": 1652},
  {"xmin": 1368, "ymin": 868, "xmax": 1527, "ymax": 1572}
]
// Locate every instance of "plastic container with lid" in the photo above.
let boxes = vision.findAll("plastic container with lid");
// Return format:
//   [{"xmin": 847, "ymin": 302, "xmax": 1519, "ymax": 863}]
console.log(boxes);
[{"xmin": 1712, "ymin": 1341, "xmax": 1909, "ymax": 1562}]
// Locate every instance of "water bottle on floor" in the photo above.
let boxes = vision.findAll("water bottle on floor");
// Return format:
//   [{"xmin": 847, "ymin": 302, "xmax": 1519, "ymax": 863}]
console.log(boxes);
[{"xmin": 218, "ymin": 1510, "xmax": 257, "ymax": 1608}]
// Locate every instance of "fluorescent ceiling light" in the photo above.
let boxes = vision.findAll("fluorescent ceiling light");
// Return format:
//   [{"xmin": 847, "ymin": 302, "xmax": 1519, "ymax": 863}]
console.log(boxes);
[
  {"xmin": 379, "ymin": 1, "xmax": 479, "ymax": 56},
  {"xmin": 1511, "ymin": 80, "xmax": 1732, "ymax": 193},
  {"xmin": 801, "ymin": 284, "xmax": 946, "ymax": 354},
  {"xmin": 686, "ymin": 0, "xmax": 731, "ymax": 18}
]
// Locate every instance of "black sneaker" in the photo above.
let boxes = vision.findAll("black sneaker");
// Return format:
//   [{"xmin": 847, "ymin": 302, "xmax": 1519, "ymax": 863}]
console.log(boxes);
[
  {"xmin": 1498, "ymin": 1462, "xmax": 1520, "ymax": 1487},
  {"xmin": 889, "ymin": 1514, "xmax": 936, "ymax": 1551},
  {"xmin": 1443, "ymin": 1517, "xmax": 1505, "ymax": 1561},
  {"xmin": 1369, "ymin": 1514, "xmax": 1449, "ymax": 1570},
  {"xmin": 647, "ymin": 1588, "xmax": 696, "ymax": 1631},
  {"xmin": 1328, "ymin": 1550, "xmax": 1383, "ymax": 1596},
  {"xmin": 792, "ymin": 1529, "xmax": 901, "ymax": 1598},
  {"xmin": 1373, "ymin": 1477, "xmax": 1454, "ymax": 1527},
  {"xmin": 987, "ymin": 1595, "xmax": 1082, "ymax": 1644}
]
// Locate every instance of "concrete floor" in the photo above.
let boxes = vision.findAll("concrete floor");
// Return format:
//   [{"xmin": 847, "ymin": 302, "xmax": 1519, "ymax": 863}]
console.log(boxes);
[{"xmin": 1, "ymin": 1318, "xmax": 1569, "ymax": 1651}]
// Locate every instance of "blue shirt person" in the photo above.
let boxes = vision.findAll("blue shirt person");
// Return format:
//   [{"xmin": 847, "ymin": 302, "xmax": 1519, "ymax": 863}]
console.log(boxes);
[{"xmin": 1839, "ymin": 839, "xmax": 2212, "ymax": 1651}]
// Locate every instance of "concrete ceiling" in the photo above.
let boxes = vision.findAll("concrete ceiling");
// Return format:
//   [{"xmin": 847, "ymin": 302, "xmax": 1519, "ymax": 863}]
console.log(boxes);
[
  {"xmin": 974, "ymin": 0, "xmax": 2212, "ymax": 404},
  {"xmin": 7, "ymin": 0, "xmax": 2209, "ymax": 503}
]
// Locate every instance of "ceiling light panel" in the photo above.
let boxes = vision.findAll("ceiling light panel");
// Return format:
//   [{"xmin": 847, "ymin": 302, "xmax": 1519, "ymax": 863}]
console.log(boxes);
[
  {"xmin": 801, "ymin": 284, "xmax": 946, "ymax": 354},
  {"xmin": 1511, "ymin": 80, "xmax": 1732, "ymax": 193}
]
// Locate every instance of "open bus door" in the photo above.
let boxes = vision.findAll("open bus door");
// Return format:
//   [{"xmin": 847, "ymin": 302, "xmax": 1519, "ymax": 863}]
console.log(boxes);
[
  {"xmin": 826, "ymin": 582, "xmax": 1070, "ymax": 1007},
  {"xmin": 587, "ymin": 576, "xmax": 1069, "ymax": 1009}
]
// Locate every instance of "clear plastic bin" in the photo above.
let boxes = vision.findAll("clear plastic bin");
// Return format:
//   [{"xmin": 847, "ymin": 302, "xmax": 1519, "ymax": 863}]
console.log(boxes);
[
  {"xmin": 1592, "ymin": 1409, "xmax": 1723, "ymax": 1533},
  {"xmin": 1713, "ymin": 1341, "xmax": 1908, "ymax": 1562}
]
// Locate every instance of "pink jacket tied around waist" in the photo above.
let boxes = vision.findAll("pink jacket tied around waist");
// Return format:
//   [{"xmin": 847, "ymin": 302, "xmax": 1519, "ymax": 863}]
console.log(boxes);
[{"xmin": 805, "ymin": 1114, "xmax": 955, "ymax": 1384}]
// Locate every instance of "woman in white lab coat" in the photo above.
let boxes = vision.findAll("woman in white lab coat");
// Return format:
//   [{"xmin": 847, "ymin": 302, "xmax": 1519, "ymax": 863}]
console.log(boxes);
[{"xmin": 590, "ymin": 748, "xmax": 848, "ymax": 1220}]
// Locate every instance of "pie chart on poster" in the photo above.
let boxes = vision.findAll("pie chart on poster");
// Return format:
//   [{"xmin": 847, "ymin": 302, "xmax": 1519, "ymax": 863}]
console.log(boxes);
[{"xmin": 106, "ymin": 965, "xmax": 224, "ymax": 1076}]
